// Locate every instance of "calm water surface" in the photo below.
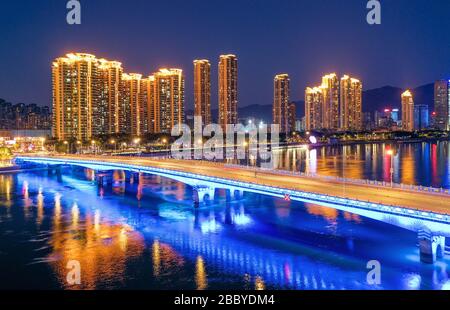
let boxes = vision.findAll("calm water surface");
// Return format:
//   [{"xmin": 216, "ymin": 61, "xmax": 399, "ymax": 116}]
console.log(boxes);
[
  {"xmin": 1, "ymin": 146, "xmax": 450, "ymax": 290},
  {"xmin": 252, "ymin": 141, "xmax": 450, "ymax": 188}
]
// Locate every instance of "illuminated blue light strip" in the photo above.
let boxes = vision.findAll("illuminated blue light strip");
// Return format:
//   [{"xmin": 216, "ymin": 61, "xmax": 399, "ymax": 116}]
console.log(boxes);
[{"xmin": 15, "ymin": 156, "xmax": 450, "ymax": 225}]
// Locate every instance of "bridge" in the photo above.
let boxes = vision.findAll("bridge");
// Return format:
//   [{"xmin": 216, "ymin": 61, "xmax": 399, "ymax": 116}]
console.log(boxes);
[{"xmin": 15, "ymin": 154, "xmax": 450, "ymax": 264}]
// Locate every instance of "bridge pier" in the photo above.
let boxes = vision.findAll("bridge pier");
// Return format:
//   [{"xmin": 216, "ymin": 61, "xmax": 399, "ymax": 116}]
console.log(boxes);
[
  {"xmin": 47, "ymin": 164, "xmax": 61, "ymax": 175},
  {"xmin": 124, "ymin": 171, "xmax": 141, "ymax": 184},
  {"xmin": 193, "ymin": 186, "xmax": 215, "ymax": 206},
  {"xmin": 96, "ymin": 171, "xmax": 113, "ymax": 187},
  {"xmin": 228, "ymin": 189, "xmax": 244, "ymax": 200},
  {"xmin": 418, "ymin": 230, "xmax": 446, "ymax": 264}
]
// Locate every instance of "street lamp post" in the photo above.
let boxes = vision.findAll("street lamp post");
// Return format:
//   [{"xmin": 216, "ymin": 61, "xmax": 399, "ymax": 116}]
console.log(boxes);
[
  {"xmin": 243, "ymin": 141, "xmax": 249, "ymax": 167},
  {"xmin": 91, "ymin": 140, "xmax": 96, "ymax": 155},
  {"xmin": 110, "ymin": 139, "xmax": 117, "ymax": 152},
  {"xmin": 387, "ymin": 149, "xmax": 394, "ymax": 187}
]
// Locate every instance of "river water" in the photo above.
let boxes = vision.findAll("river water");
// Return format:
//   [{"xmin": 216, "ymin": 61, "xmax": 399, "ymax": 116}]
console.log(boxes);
[{"xmin": 0, "ymin": 142, "xmax": 449, "ymax": 290}]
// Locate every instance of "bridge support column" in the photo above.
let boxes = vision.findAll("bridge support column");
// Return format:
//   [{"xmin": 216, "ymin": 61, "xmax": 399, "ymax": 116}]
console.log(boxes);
[
  {"xmin": 193, "ymin": 186, "xmax": 215, "ymax": 206},
  {"xmin": 228, "ymin": 189, "xmax": 244, "ymax": 200},
  {"xmin": 96, "ymin": 172, "xmax": 113, "ymax": 188},
  {"xmin": 418, "ymin": 230, "xmax": 446, "ymax": 264}
]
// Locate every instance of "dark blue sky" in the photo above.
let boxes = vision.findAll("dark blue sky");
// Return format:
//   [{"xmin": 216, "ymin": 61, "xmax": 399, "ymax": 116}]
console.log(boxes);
[{"xmin": 1, "ymin": 0, "xmax": 450, "ymax": 109}]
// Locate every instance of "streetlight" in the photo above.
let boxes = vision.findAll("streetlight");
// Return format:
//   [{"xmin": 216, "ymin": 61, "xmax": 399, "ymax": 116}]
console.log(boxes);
[
  {"xmin": 40, "ymin": 137, "xmax": 46, "ymax": 151},
  {"xmin": 133, "ymin": 138, "xmax": 141, "ymax": 150},
  {"xmin": 387, "ymin": 149, "xmax": 394, "ymax": 187},
  {"xmin": 91, "ymin": 140, "xmax": 97, "ymax": 155},
  {"xmin": 110, "ymin": 139, "xmax": 117, "ymax": 152},
  {"xmin": 243, "ymin": 141, "xmax": 249, "ymax": 167},
  {"xmin": 63, "ymin": 140, "xmax": 69, "ymax": 153}
]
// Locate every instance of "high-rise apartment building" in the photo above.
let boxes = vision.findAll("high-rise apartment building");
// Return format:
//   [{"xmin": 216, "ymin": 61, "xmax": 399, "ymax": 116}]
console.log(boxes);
[
  {"xmin": 434, "ymin": 80, "xmax": 449, "ymax": 130},
  {"xmin": 52, "ymin": 53, "xmax": 99, "ymax": 141},
  {"xmin": 414, "ymin": 104, "xmax": 429, "ymax": 130},
  {"xmin": 218, "ymin": 54, "xmax": 238, "ymax": 129},
  {"xmin": 273, "ymin": 74, "xmax": 290, "ymax": 133},
  {"xmin": 151, "ymin": 68, "xmax": 185, "ymax": 134},
  {"xmin": 321, "ymin": 73, "xmax": 340, "ymax": 130},
  {"xmin": 122, "ymin": 73, "xmax": 143, "ymax": 136},
  {"xmin": 288, "ymin": 102, "xmax": 296, "ymax": 133},
  {"xmin": 340, "ymin": 75, "xmax": 362, "ymax": 131},
  {"xmin": 304, "ymin": 73, "xmax": 362, "ymax": 132},
  {"xmin": 305, "ymin": 87, "xmax": 324, "ymax": 131},
  {"xmin": 96, "ymin": 59, "xmax": 123, "ymax": 135},
  {"xmin": 401, "ymin": 90, "xmax": 414, "ymax": 131},
  {"xmin": 145, "ymin": 76, "xmax": 156, "ymax": 133},
  {"xmin": 194, "ymin": 59, "xmax": 211, "ymax": 125}
]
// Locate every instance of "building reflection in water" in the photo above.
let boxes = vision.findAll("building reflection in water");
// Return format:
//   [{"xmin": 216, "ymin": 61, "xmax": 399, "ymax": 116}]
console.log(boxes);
[
  {"xmin": 151, "ymin": 239, "xmax": 185, "ymax": 279},
  {"xmin": 196, "ymin": 256, "xmax": 207, "ymax": 290},
  {"xmin": 0, "ymin": 174, "xmax": 13, "ymax": 208},
  {"xmin": 48, "ymin": 197, "xmax": 145, "ymax": 289},
  {"xmin": 37, "ymin": 187, "xmax": 44, "ymax": 226},
  {"xmin": 267, "ymin": 141, "xmax": 449, "ymax": 188},
  {"xmin": 3, "ymin": 166, "xmax": 448, "ymax": 290}
]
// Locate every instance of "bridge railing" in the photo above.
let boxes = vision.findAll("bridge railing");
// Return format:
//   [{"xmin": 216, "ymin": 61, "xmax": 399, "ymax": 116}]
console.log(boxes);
[{"xmin": 213, "ymin": 162, "xmax": 450, "ymax": 196}]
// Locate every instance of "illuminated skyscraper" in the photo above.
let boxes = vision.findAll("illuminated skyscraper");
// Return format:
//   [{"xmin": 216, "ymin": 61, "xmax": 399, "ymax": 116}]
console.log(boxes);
[
  {"xmin": 434, "ymin": 80, "xmax": 449, "ymax": 130},
  {"xmin": 144, "ymin": 76, "xmax": 156, "ymax": 134},
  {"xmin": 321, "ymin": 73, "xmax": 340, "ymax": 130},
  {"xmin": 340, "ymin": 75, "xmax": 362, "ymax": 131},
  {"xmin": 122, "ymin": 73, "xmax": 143, "ymax": 136},
  {"xmin": 414, "ymin": 104, "xmax": 429, "ymax": 130},
  {"xmin": 97, "ymin": 59, "xmax": 123, "ymax": 135},
  {"xmin": 288, "ymin": 102, "xmax": 296, "ymax": 133},
  {"xmin": 401, "ymin": 90, "xmax": 414, "ymax": 131},
  {"xmin": 152, "ymin": 68, "xmax": 185, "ymax": 133},
  {"xmin": 218, "ymin": 54, "xmax": 238, "ymax": 129},
  {"xmin": 52, "ymin": 53, "xmax": 99, "ymax": 141},
  {"xmin": 305, "ymin": 87, "xmax": 324, "ymax": 131},
  {"xmin": 273, "ymin": 74, "xmax": 290, "ymax": 133},
  {"xmin": 139, "ymin": 77, "xmax": 151, "ymax": 135},
  {"xmin": 194, "ymin": 59, "xmax": 211, "ymax": 125}
]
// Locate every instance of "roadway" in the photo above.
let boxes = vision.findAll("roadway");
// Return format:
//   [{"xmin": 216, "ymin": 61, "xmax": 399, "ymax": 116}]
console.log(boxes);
[{"xmin": 18, "ymin": 154, "xmax": 450, "ymax": 215}]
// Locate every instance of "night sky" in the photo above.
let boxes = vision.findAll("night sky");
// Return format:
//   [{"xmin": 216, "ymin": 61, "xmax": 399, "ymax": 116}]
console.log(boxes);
[{"xmin": 1, "ymin": 0, "xmax": 450, "ymax": 109}]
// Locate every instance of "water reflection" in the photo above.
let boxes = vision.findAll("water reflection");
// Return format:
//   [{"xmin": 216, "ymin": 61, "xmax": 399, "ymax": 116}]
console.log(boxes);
[
  {"xmin": 48, "ymin": 195, "xmax": 146, "ymax": 289},
  {"xmin": 267, "ymin": 142, "xmax": 450, "ymax": 188},
  {"xmin": 0, "ymin": 167, "xmax": 449, "ymax": 290}
]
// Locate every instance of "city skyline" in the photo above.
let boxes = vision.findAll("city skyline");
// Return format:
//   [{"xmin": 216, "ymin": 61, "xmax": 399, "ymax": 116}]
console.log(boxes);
[{"xmin": 2, "ymin": 1, "xmax": 450, "ymax": 110}]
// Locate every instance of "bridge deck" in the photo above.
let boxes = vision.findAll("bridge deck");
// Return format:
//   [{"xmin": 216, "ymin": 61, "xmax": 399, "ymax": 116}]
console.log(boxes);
[{"xmin": 18, "ymin": 154, "xmax": 450, "ymax": 215}]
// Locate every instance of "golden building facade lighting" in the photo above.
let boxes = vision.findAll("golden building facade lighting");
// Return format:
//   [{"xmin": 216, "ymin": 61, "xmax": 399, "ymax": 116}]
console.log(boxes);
[
  {"xmin": 321, "ymin": 73, "xmax": 340, "ymax": 130},
  {"xmin": 273, "ymin": 74, "xmax": 290, "ymax": 133},
  {"xmin": 401, "ymin": 90, "xmax": 414, "ymax": 131},
  {"xmin": 97, "ymin": 59, "xmax": 123, "ymax": 135},
  {"xmin": 194, "ymin": 59, "xmax": 211, "ymax": 125},
  {"xmin": 122, "ymin": 73, "xmax": 143, "ymax": 136},
  {"xmin": 305, "ymin": 87, "xmax": 324, "ymax": 131},
  {"xmin": 218, "ymin": 54, "xmax": 238, "ymax": 129},
  {"xmin": 52, "ymin": 53, "xmax": 98, "ymax": 141},
  {"xmin": 152, "ymin": 68, "xmax": 185, "ymax": 134},
  {"xmin": 340, "ymin": 75, "xmax": 362, "ymax": 131}
]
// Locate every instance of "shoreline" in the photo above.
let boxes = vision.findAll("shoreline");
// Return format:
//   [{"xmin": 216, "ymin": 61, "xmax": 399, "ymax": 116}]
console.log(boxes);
[{"xmin": 287, "ymin": 136, "xmax": 450, "ymax": 148}]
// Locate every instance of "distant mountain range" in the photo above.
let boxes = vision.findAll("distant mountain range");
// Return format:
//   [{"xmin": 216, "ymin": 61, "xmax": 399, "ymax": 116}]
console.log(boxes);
[{"xmin": 187, "ymin": 83, "xmax": 435, "ymax": 123}]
